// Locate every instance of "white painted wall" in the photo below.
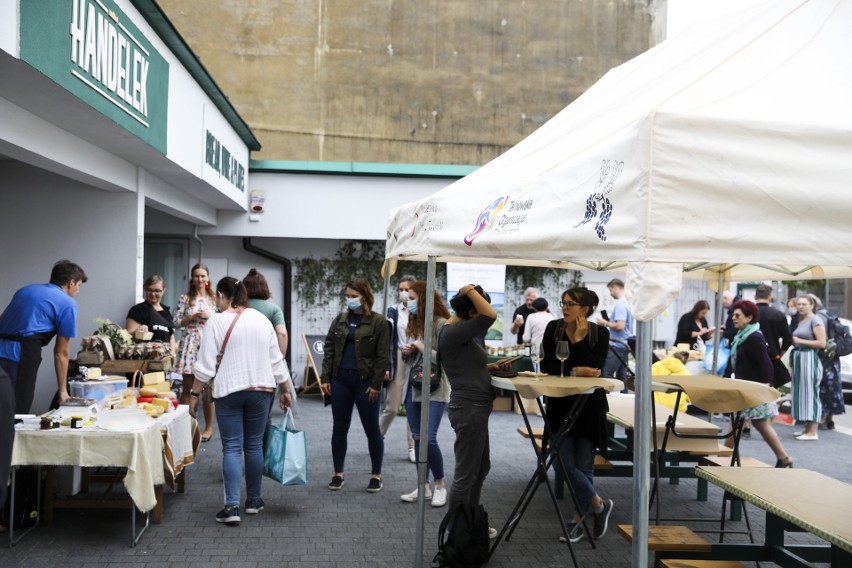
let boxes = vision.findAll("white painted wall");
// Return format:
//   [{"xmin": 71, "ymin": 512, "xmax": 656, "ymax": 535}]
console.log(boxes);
[
  {"xmin": 0, "ymin": 161, "xmax": 141, "ymax": 411},
  {"xmin": 0, "ymin": 0, "xmax": 17, "ymax": 56},
  {"xmin": 207, "ymin": 173, "xmax": 455, "ymax": 239}
]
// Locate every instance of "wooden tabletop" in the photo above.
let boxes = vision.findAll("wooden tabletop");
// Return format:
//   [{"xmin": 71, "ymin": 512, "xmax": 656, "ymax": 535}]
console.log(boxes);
[
  {"xmin": 695, "ymin": 466, "xmax": 852, "ymax": 554},
  {"xmin": 652, "ymin": 374, "xmax": 780, "ymax": 413},
  {"xmin": 490, "ymin": 375, "xmax": 623, "ymax": 399}
]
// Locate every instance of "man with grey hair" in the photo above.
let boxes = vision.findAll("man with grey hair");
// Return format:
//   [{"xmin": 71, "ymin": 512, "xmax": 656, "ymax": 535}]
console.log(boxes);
[{"xmin": 510, "ymin": 287, "xmax": 538, "ymax": 344}]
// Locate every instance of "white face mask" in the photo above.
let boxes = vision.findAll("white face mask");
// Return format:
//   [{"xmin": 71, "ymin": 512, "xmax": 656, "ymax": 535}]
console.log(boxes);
[
  {"xmin": 399, "ymin": 291, "xmax": 410, "ymax": 303},
  {"xmin": 786, "ymin": 307, "xmax": 797, "ymax": 317},
  {"xmin": 346, "ymin": 297, "xmax": 363, "ymax": 310}
]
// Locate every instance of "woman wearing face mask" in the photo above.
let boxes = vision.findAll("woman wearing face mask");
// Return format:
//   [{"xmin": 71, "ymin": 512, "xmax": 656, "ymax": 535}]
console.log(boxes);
[
  {"xmin": 540, "ymin": 287, "xmax": 613, "ymax": 543},
  {"xmin": 399, "ymin": 281, "xmax": 451, "ymax": 507},
  {"xmin": 380, "ymin": 275, "xmax": 417, "ymax": 463},
  {"xmin": 321, "ymin": 278, "xmax": 390, "ymax": 493}
]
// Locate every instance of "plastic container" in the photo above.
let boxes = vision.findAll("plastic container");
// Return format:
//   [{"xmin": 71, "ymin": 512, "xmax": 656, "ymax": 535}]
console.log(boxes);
[
  {"xmin": 68, "ymin": 378, "xmax": 128, "ymax": 403},
  {"xmin": 97, "ymin": 408, "xmax": 152, "ymax": 431}
]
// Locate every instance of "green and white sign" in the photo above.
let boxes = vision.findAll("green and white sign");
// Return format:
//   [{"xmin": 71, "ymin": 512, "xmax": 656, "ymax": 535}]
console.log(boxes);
[{"xmin": 20, "ymin": 0, "xmax": 169, "ymax": 154}]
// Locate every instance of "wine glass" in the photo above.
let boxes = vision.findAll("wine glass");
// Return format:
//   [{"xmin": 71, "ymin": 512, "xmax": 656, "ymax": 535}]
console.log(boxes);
[
  {"xmin": 530, "ymin": 343, "xmax": 543, "ymax": 378},
  {"xmin": 556, "ymin": 341, "xmax": 570, "ymax": 378}
]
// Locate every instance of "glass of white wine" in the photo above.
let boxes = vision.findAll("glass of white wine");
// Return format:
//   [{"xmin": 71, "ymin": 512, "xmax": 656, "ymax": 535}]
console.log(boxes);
[
  {"xmin": 530, "ymin": 343, "xmax": 543, "ymax": 378},
  {"xmin": 556, "ymin": 341, "xmax": 571, "ymax": 378}
]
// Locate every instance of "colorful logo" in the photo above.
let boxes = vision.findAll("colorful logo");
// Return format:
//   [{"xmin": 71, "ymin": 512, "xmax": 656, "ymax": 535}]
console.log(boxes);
[{"xmin": 464, "ymin": 196, "xmax": 508, "ymax": 245}]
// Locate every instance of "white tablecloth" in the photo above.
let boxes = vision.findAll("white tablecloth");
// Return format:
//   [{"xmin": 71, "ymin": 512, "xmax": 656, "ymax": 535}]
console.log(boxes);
[{"xmin": 12, "ymin": 420, "xmax": 165, "ymax": 512}]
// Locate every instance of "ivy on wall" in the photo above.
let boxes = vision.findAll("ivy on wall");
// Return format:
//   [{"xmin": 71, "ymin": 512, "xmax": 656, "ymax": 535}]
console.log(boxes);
[{"xmin": 293, "ymin": 239, "xmax": 584, "ymax": 307}]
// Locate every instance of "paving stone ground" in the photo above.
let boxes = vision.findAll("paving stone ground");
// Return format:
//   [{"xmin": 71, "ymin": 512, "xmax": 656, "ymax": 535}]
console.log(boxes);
[{"xmin": 4, "ymin": 395, "xmax": 851, "ymax": 567}]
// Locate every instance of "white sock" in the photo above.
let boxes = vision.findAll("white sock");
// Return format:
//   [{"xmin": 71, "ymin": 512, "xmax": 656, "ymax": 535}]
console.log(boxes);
[{"xmin": 594, "ymin": 501, "xmax": 605, "ymax": 514}]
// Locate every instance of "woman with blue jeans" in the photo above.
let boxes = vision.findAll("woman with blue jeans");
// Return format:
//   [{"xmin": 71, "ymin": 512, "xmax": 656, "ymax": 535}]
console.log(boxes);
[
  {"xmin": 399, "ymin": 280, "xmax": 450, "ymax": 507},
  {"xmin": 321, "ymin": 278, "xmax": 390, "ymax": 493},
  {"xmin": 540, "ymin": 287, "xmax": 614, "ymax": 543},
  {"xmin": 190, "ymin": 277, "xmax": 292, "ymax": 525}
]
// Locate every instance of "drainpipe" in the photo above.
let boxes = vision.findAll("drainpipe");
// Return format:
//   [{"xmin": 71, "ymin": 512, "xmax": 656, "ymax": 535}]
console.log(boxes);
[
  {"xmin": 242, "ymin": 238, "xmax": 293, "ymax": 367},
  {"xmin": 193, "ymin": 225, "xmax": 204, "ymax": 263}
]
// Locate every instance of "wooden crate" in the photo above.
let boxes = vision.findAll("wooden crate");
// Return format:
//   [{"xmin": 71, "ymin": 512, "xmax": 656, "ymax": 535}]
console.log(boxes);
[{"xmin": 100, "ymin": 357, "xmax": 172, "ymax": 374}]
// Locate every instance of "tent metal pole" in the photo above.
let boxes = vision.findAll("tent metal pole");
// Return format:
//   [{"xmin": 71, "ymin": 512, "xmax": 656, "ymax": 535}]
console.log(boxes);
[
  {"xmin": 382, "ymin": 266, "xmax": 392, "ymax": 315},
  {"xmin": 415, "ymin": 256, "xmax": 437, "ymax": 568},
  {"xmin": 632, "ymin": 320, "xmax": 652, "ymax": 568},
  {"xmin": 711, "ymin": 270, "xmax": 725, "ymax": 375}
]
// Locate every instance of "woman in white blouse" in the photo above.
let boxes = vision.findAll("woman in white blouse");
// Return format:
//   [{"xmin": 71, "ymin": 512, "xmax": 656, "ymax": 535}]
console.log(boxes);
[{"xmin": 190, "ymin": 277, "xmax": 292, "ymax": 526}]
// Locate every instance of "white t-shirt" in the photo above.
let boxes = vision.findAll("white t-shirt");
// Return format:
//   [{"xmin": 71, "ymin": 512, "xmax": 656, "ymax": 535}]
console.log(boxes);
[{"xmin": 522, "ymin": 311, "xmax": 556, "ymax": 346}]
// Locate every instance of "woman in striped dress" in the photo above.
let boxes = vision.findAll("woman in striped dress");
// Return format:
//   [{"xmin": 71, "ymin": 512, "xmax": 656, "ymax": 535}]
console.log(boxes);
[{"xmin": 790, "ymin": 295, "xmax": 826, "ymax": 441}]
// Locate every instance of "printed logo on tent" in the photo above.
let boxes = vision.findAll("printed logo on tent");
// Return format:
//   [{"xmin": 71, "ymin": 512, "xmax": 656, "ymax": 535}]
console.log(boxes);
[
  {"xmin": 574, "ymin": 159, "xmax": 624, "ymax": 241},
  {"xmin": 464, "ymin": 196, "xmax": 508, "ymax": 245},
  {"xmin": 411, "ymin": 203, "xmax": 442, "ymax": 237}
]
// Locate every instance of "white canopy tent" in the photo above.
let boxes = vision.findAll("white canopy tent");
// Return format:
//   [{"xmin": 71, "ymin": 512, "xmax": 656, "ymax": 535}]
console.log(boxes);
[{"xmin": 385, "ymin": 1, "xmax": 852, "ymax": 566}]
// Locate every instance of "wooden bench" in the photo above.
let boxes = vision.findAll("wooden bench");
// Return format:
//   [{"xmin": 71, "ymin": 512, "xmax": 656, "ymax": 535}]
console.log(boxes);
[
  {"xmin": 660, "ymin": 561, "xmax": 747, "ymax": 568},
  {"xmin": 701, "ymin": 455, "xmax": 771, "ymax": 468},
  {"xmin": 516, "ymin": 427, "xmax": 613, "ymax": 469},
  {"xmin": 617, "ymin": 524, "xmax": 712, "ymax": 552}
]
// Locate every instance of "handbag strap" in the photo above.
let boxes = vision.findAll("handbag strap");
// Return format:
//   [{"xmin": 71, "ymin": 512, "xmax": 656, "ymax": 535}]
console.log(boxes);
[{"xmin": 214, "ymin": 308, "xmax": 244, "ymax": 372}]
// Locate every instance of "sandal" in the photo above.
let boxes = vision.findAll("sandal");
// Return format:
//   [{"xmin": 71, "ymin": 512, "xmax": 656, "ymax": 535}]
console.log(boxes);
[
  {"xmin": 775, "ymin": 456, "xmax": 793, "ymax": 468},
  {"xmin": 201, "ymin": 435, "xmax": 212, "ymax": 442}
]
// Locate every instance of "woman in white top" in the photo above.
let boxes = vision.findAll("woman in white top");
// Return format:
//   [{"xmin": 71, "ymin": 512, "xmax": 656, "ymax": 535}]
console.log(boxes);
[
  {"xmin": 522, "ymin": 297, "xmax": 555, "ymax": 347},
  {"xmin": 190, "ymin": 277, "xmax": 292, "ymax": 526}
]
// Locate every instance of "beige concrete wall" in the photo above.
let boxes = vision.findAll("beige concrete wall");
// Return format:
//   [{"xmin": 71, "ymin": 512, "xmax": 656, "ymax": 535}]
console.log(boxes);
[{"xmin": 160, "ymin": 0, "xmax": 659, "ymax": 164}]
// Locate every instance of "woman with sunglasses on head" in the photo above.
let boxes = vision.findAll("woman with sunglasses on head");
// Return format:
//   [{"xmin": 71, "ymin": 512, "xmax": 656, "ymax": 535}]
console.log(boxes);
[
  {"xmin": 175, "ymin": 263, "xmax": 217, "ymax": 441},
  {"xmin": 726, "ymin": 300, "xmax": 793, "ymax": 466},
  {"xmin": 540, "ymin": 287, "xmax": 613, "ymax": 544},
  {"xmin": 126, "ymin": 274, "xmax": 176, "ymax": 354},
  {"xmin": 321, "ymin": 278, "xmax": 390, "ymax": 493}
]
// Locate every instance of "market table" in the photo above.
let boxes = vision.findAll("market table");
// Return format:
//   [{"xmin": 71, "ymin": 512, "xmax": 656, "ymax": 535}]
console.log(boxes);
[
  {"xmin": 663, "ymin": 467, "xmax": 852, "ymax": 568},
  {"xmin": 10, "ymin": 405, "xmax": 197, "ymax": 546},
  {"xmin": 490, "ymin": 374, "xmax": 623, "ymax": 568}
]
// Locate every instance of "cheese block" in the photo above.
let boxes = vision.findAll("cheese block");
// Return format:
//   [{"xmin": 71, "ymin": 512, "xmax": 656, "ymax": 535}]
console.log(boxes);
[
  {"xmin": 156, "ymin": 390, "xmax": 176, "ymax": 399},
  {"xmin": 139, "ymin": 386, "xmax": 158, "ymax": 397},
  {"xmin": 151, "ymin": 398, "xmax": 170, "ymax": 413},
  {"xmin": 85, "ymin": 367, "xmax": 102, "ymax": 379},
  {"xmin": 142, "ymin": 371, "xmax": 166, "ymax": 386},
  {"xmin": 155, "ymin": 381, "xmax": 172, "ymax": 393}
]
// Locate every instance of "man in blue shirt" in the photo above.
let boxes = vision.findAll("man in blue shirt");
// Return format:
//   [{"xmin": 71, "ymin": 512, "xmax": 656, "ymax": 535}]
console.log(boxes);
[
  {"xmin": 597, "ymin": 278, "xmax": 634, "ymax": 381},
  {"xmin": 0, "ymin": 260, "xmax": 87, "ymax": 413}
]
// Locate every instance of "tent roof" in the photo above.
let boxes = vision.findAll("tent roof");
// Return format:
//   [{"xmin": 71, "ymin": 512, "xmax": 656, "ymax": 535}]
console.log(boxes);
[{"xmin": 385, "ymin": 0, "xmax": 852, "ymax": 318}]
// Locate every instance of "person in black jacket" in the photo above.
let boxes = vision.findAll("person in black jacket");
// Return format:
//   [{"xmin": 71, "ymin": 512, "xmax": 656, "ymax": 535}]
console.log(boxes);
[
  {"xmin": 728, "ymin": 300, "xmax": 792, "ymax": 468},
  {"xmin": 540, "ymin": 287, "xmax": 613, "ymax": 543}
]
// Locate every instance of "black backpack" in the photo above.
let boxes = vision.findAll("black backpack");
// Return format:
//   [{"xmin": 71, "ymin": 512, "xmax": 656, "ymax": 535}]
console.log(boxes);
[
  {"xmin": 822, "ymin": 310, "xmax": 852, "ymax": 358},
  {"xmin": 433, "ymin": 504, "xmax": 490, "ymax": 568}
]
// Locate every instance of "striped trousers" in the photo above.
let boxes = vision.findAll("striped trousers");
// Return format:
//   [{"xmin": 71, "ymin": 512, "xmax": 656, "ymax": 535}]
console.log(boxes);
[{"xmin": 791, "ymin": 347, "xmax": 822, "ymax": 422}]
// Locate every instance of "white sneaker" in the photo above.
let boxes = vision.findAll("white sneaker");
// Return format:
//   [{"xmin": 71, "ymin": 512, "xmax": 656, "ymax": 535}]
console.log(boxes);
[
  {"xmin": 400, "ymin": 486, "xmax": 432, "ymax": 503},
  {"xmin": 488, "ymin": 527, "xmax": 498, "ymax": 540},
  {"xmin": 431, "ymin": 486, "xmax": 448, "ymax": 507},
  {"xmin": 408, "ymin": 447, "xmax": 416, "ymax": 463}
]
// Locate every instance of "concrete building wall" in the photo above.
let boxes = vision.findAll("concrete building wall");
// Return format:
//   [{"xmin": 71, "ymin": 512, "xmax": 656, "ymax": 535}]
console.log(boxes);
[
  {"xmin": 0, "ymin": 161, "xmax": 141, "ymax": 410},
  {"xmin": 159, "ymin": 0, "xmax": 662, "ymax": 164}
]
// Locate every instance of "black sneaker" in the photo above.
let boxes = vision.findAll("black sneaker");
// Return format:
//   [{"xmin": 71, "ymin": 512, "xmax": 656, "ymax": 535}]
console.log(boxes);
[
  {"xmin": 215, "ymin": 506, "xmax": 240, "ymax": 525},
  {"xmin": 328, "ymin": 475, "xmax": 345, "ymax": 491},
  {"xmin": 245, "ymin": 498, "xmax": 265, "ymax": 514},
  {"xmin": 593, "ymin": 498, "xmax": 614, "ymax": 539},
  {"xmin": 366, "ymin": 477, "xmax": 383, "ymax": 493},
  {"xmin": 559, "ymin": 521, "xmax": 585, "ymax": 543}
]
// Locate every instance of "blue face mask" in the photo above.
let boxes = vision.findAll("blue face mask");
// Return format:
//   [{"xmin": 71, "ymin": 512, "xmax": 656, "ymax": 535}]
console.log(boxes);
[
  {"xmin": 407, "ymin": 299, "xmax": 418, "ymax": 315},
  {"xmin": 346, "ymin": 297, "xmax": 363, "ymax": 310}
]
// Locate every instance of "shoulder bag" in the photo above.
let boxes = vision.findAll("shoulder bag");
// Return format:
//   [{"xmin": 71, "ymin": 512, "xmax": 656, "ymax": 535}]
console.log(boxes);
[
  {"xmin": 201, "ymin": 309, "xmax": 244, "ymax": 402},
  {"xmin": 408, "ymin": 327, "xmax": 443, "ymax": 392}
]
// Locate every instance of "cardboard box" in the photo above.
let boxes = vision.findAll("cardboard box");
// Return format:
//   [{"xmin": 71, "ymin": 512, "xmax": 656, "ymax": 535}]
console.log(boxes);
[
  {"xmin": 514, "ymin": 395, "xmax": 542, "ymax": 416},
  {"xmin": 492, "ymin": 396, "xmax": 513, "ymax": 412}
]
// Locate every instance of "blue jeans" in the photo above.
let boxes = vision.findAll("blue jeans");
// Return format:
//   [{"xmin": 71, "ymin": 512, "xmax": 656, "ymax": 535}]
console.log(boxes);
[
  {"xmin": 331, "ymin": 368, "xmax": 384, "ymax": 475},
  {"xmin": 447, "ymin": 398, "xmax": 492, "ymax": 512},
  {"xmin": 559, "ymin": 435, "xmax": 596, "ymax": 515},
  {"xmin": 405, "ymin": 385, "xmax": 446, "ymax": 481},
  {"xmin": 603, "ymin": 345, "xmax": 629, "ymax": 381},
  {"xmin": 216, "ymin": 390, "xmax": 273, "ymax": 507}
]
